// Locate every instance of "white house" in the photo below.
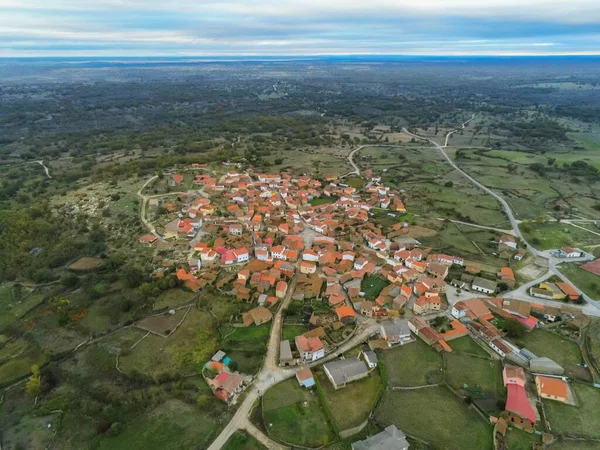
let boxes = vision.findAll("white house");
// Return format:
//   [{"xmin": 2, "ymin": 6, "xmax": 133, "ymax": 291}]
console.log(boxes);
[
  {"xmin": 472, "ymin": 277, "xmax": 497, "ymax": 294},
  {"xmin": 554, "ymin": 247, "xmax": 583, "ymax": 258},
  {"xmin": 233, "ymin": 248, "xmax": 249, "ymax": 263},
  {"xmin": 354, "ymin": 258, "xmax": 368, "ymax": 271}
]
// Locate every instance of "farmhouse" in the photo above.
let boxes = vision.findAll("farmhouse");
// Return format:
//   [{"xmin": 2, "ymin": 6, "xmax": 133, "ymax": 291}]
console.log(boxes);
[
  {"xmin": 535, "ymin": 376, "xmax": 568, "ymax": 403},
  {"xmin": 323, "ymin": 358, "xmax": 369, "ymax": 390},
  {"xmin": 296, "ymin": 367, "xmax": 316, "ymax": 388},
  {"xmin": 553, "ymin": 247, "xmax": 583, "ymax": 258},
  {"xmin": 472, "ymin": 277, "xmax": 497, "ymax": 294},
  {"xmin": 295, "ymin": 335, "xmax": 325, "ymax": 362}
]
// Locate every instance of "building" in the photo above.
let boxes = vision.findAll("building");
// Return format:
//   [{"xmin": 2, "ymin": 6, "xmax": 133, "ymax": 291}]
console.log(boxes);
[
  {"xmin": 380, "ymin": 319, "xmax": 411, "ymax": 346},
  {"xmin": 553, "ymin": 247, "xmax": 583, "ymax": 258},
  {"xmin": 295, "ymin": 335, "xmax": 325, "ymax": 362},
  {"xmin": 323, "ymin": 358, "xmax": 369, "ymax": 389},
  {"xmin": 535, "ymin": 376, "xmax": 568, "ymax": 403},
  {"xmin": 362, "ymin": 350, "xmax": 378, "ymax": 369},
  {"xmin": 472, "ymin": 277, "xmax": 497, "ymax": 294},
  {"xmin": 296, "ymin": 367, "xmax": 316, "ymax": 388},
  {"xmin": 351, "ymin": 425, "xmax": 410, "ymax": 450},
  {"xmin": 498, "ymin": 235, "xmax": 518, "ymax": 249},
  {"xmin": 279, "ymin": 340, "xmax": 294, "ymax": 366},
  {"xmin": 413, "ymin": 295, "xmax": 441, "ymax": 314}
]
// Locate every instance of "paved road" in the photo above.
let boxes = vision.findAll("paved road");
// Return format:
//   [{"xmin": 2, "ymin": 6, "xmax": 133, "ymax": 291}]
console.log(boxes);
[
  {"xmin": 403, "ymin": 116, "xmax": 600, "ymax": 312},
  {"xmin": 341, "ymin": 144, "xmax": 396, "ymax": 178}
]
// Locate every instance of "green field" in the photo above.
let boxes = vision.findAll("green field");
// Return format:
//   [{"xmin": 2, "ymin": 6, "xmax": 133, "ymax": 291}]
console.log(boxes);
[
  {"xmin": 119, "ymin": 308, "xmax": 217, "ymax": 379},
  {"xmin": 224, "ymin": 431, "xmax": 266, "ymax": 450},
  {"xmin": 558, "ymin": 263, "xmax": 600, "ymax": 301},
  {"xmin": 544, "ymin": 383, "xmax": 600, "ymax": 439},
  {"xmin": 520, "ymin": 222, "xmax": 600, "ymax": 251},
  {"xmin": 262, "ymin": 378, "xmax": 336, "ymax": 447},
  {"xmin": 374, "ymin": 386, "xmax": 493, "ymax": 450},
  {"xmin": 382, "ymin": 340, "xmax": 443, "ymax": 387},
  {"xmin": 517, "ymin": 329, "xmax": 589, "ymax": 381},
  {"xmin": 447, "ymin": 336, "xmax": 489, "ymax": 357},
  {"xmin": 316, "ymin": 368, "xmax": 382, "ymax": 431},
  {"xmin": 0, "ymin": 283, "xmax": 47, "ymax": 331},
  {"xmin": 504, "ymin": 428, "xmax": 542, "ymax": 450},
  {"xmin": 282, "ymin": 325, "xmax": 308, "ymax": 341},
  {"xmin": 444, "ymin": 353, "xmax": 505, "ymax": 406},
  {"xmin": 361, "ymin": 275, "xmax": 390, "ymax": 301},
  {"xmin": 96, "ymin": 400, "xmax": 221, "ymax": 450}
]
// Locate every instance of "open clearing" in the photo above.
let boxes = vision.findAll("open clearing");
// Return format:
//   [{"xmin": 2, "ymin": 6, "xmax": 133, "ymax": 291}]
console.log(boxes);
[
  {"xmin": 96, "ymin": 399, "xmax": 221, "ymax": 450},
  {"xmin": 374, "ymin": 386, "xmax": 493, "ymax": 450},
  {"xmin": 448, "ymin": 336, "xmax": 489, "ymax": 356},
  {"xmin": 520, "ymin": 222, "xmax": 600, "ymax": 251},
  {"xmin": 381, "ymin": 339, "xmax": 443, "ymax": 387},
  {"xmin": 135, "ymin": 307, "xmax": 189, "ymax": 336},
  {"xmin": 68, "ymin": 256, "xmax": 104, "ymax": 271},
  {"xmin": 558, "ymin": 263, "xmax": 600, "ymax": 301},
  {"xmin": 544, "ymin": 383, "xmax": 600, "ymax": 439},
  {"xmin": 262, "ymin": 378, "xmax": 336, "ymax": 447},
  {"xmin": 317, "ymin": 368, "xmax": 382, "ymax": 431},
  {"xmin": 516, "ymin": 330, "xmax": 589, "ymax": 382}
]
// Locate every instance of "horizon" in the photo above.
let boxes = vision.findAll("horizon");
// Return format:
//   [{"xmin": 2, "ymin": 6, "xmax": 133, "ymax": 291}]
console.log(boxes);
[{"xmin": 1, "ymin": 0, "xmax": 599, "ymax": 57}]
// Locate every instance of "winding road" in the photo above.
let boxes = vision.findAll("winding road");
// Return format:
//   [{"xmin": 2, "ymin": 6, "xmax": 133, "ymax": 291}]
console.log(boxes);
[
  {"xmin": 402, "ymin": 115, "xmax": 600, "ymax": 312},
  {"xmin": 33, "ymin": 160, "xmax": 52, "ymax": 179}
]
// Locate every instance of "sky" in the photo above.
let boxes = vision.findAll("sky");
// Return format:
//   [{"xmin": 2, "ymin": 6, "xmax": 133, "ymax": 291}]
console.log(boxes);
[{"xmin": 0, "ymin": 0, "xmax": 599, "ymax": 57}]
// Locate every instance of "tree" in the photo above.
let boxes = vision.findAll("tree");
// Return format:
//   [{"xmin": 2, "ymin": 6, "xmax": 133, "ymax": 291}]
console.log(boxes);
[
  {"xmin": 25, "ymin": 365, "xmax": 42, "ymax": 397},
  {"xmin": 504, "ymin": 319, "xmax": 526, "ymax": 339}
]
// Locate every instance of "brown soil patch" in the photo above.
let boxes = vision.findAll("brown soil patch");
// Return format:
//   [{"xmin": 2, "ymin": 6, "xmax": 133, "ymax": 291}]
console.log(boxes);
[
  {"xmin": 136, "ymin": 308, "xmax": 188, "ymax": 336},
  {"xmin": 407, "ymin": 226, "xmax": 439, "ymax": 238},
  {"xmin": 68, "ymin": 256, "xmax": 104, "ymax": 271}
]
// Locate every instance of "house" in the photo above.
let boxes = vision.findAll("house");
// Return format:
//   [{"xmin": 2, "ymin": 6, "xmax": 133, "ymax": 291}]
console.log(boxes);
[
  {"xmin": 335, "ymin": 305, "xmax": 356, "ymax": 324},
  {"xmin": 362, "ymin": 350, "xmax": 378, "ymax": 369},
  {"xmin": 138, "ymin": 234, "xmax": 158, "ymax": 246},
  {"xmin": 490, "ymin": 338, "xmax": 513, "ymax": 358},
  {"xmin": 553, "ymin": 247, "xmax": 583, "ymax": 258},
  {"xmin": 380, "ymin": 319, "xmax": 411, "ymax": 346},
  {"xmin": 233, "ymin": 247, "xmax": 249, "ymax": 263},
  {"xmin": 505, "ymin": 383, "xmax": 537, "ymax": 431},
  {"xmin": 413, "ymin": 295, "xmax": 441, "ymax": 315},
  {"xmin": 280, "ymin": 340, "xmax": 295, "ymax": 366},
  {"xmin": 296, "ymin": 367, "xmax": 316, "ymax": 388},
  {"xmin": 498, "ymin": 267, "xmax": 516, "ymax": 288},
  {"xmin": 228, "ymin": 224, "xmax": 243, "ymax": 235},
  {"xmin": 555, "ymin": 282, "xmax": 580, "ymax": 301},
  {"xmin": 427, "ymin": 262, "xmax": 449, "ymax": 279},
  {"xmin": 472, "ymin": 277, "xmax": 497, "ymax": 294},
  {"xmin": 323, "ymin": 358, "xmax": 369, "ymax": 389},
  {"xmin": 300, "ymin": 261, "xmax": 317, "ymax": 274},
  {"xmin": 295, "ymin": 335, "xmax": 325, "ymax": 362},
  {"xmin": 451, "ymin": 298, "xmax": 492, "ymax": 321},
  {"xmin": 210, "ymin": 372, "xmax": 244, "ymax": 403},
  {"xmin": 276, "ymin": 281, "xmax": 288, "ymax": 298},
  {"xmin": 351, "ymin": 425, "xmax": 410, "ymax": 450},
  {"xmin": 503, "ymin": 365, "xmax": 526, "ymax": 387},
  {"xmin": 535, "ymin": 376, "xmax": 568, "ymax": 403},
  {"xmin": 243, "ymin": 306, "xmax": 273, "ymax": 326},
  {"xmin": 498, "ymin": 234, "xmax": 517, "ymax": 249}
]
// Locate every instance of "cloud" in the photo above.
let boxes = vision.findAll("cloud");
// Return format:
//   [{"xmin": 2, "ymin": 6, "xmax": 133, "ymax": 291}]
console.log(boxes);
[{"xmin": 0, "ymin": 0, "xmax": 598, "ymax": 56}]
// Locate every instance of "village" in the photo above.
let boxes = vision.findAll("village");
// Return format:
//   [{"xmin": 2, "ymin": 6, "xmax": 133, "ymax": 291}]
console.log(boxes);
[{"xmin": 128, "ymin": 161, "xmax": 600, "ymax": 450}]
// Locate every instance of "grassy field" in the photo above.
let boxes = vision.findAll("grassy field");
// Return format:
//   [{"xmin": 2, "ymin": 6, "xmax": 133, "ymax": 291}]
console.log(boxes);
[
  {"xmin": 153, "ymin": 288, "xmax": 198, "ymax": 310},
  {"xmin": 262, "ymin": 378, "xmax": 336, "ymax": 447},
  {"xmin": 504, "ymin": 428, "xmax": 542, "ymax": 450},
  {"xmin": 316, "ymin": 368, "xmax": 382, "ymax": 431},
  {"xmin": 0, "ymin": 343, "xmax": 48, "ymax": 386},
  {"xmin": 224, "ymin": 431, "xmax": 266, "ymax": 450},
  {"xmin": 544, "ymin": 383, "xmax": 600, "ymax": 439},
  {"xmin": 310, "ymin": 196, "xmax": 338, "ymax": 206},
  {"xmin": 444, "ymin": 353, "xmax": 505, "ymax": 407},
  {"xmin": 281, "ymin": 325, "xmax": 307, "ymax": 341},
  {"xmin": 361, "ymin": 275, "xmax": 390, "ymax": 301},
  {"xmin": 447, "ymin": 336, "xmax": 489, "ymax": 357},
  {"xmin": 374, "ymin": 386, "xmax": 493, "ymax": 450},
  {"xmin": 516, "ymin": 330, "xmax": 589, "ymax": 381},
  {"xmin": 0, "ymin": 283, "xmax": 48, "ymax": 331},
  {"xmin": 558, "ymin": 263, "xmax": 600, "ymax": 301},
  {"xmin": 119, "ymin": 308, "xmax": 218, "ymax": 379},
  {"xmin": 520, "ymin": 222, "xmax": 600, "ymax": 251},
  {"xmin": 548, "ymin": 441, "xmax": 600, "ymax": 450},
  {"xmin": 96, "ymin": 400, "xmax": 222, "ymax": 450},
  {"xmin": 381, "ymin": 340, "xmax": 443, "ymax": 387}
]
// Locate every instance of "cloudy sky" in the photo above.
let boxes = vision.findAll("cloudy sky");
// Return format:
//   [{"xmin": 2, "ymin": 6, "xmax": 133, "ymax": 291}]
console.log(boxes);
[{"xmin": 0, "ymin": 0, "xmax": 599, "ymax": 57}]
